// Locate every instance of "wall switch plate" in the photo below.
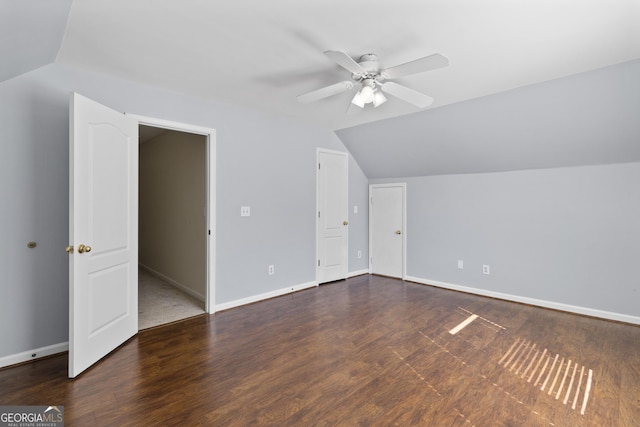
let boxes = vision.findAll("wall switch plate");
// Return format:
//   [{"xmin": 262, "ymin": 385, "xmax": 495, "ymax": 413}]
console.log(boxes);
[
  {"xmin": 357, "ymin": 250, "xmax": 362, "ymax": 259},
  {"xmin": 483, "ymin": 265, "xmax": 490, "ymax": 275},
  {"xmin": 457, "ymin": 260, "xmax": 463, "ymax": 269},
  {"xmin": 354, "ymin": 205, "xmax": 358, "ymax": 214},
  {"xmin": 240, "ymin": 206, "xmax": 251, "ymax": 217},
  {"xmin": 268, "ymin": 265, "xmax": 275, "ymax": 275}
]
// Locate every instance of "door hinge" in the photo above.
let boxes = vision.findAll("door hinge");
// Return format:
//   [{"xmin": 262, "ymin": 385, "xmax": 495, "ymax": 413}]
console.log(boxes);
[
  {"xmin": 208, "ymin": 230, "xmax": 211, "ymax": 235},
  {"xmin": 318, "ymin": 259, "xmax": 320, "ymax": 267},
  {"xmin": 318, "ymin": 211, "xmax": 321, "ymax": 218},
  {"xmin": 318, "ymin": 163, "xmax": 321, "ymax": 170}
]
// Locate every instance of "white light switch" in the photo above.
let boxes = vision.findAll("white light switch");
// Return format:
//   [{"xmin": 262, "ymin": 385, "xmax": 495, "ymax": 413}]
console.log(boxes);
[
  {"xmin": 458, "ymin": 260, "xmax": 464, "ymax": 269},
  {"xmin": 240, "ymin": 206, "xmax": 251, "ymax": 217},
  {"xmin": 354, "ymin": 205, "xmax": 358, "ymax": 214}
]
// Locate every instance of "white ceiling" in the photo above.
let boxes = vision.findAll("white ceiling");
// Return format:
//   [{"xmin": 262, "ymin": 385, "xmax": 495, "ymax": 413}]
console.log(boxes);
[
  {"xmin": 2, "ymin": 0, "xmax": 639, "ymax": 177},
  {"xmin": 49, "ymin": 0, "xmax": 640, "ymax": 131}
]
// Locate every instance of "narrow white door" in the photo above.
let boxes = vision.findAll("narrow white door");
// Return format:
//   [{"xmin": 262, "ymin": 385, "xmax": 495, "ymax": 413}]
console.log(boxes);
[
  {"xmin": 370, "ymin": 184, "xmax": 405, "ymax": 278},
  {"xmin": 68, "ymin": 93, "xmax": 139, "ymax": 377},
  {"xmin": 317, "ymin": 149, "xmax": 349, "ymax": 284}
]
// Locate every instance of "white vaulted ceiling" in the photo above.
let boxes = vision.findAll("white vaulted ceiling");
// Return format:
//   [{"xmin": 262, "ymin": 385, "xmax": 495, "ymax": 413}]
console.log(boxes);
[
  {"xmin": 2, "ymin": 0, "xmax": 640, "ymax": 175},
  {"xmin": 52, "ymin": 0, "xmax": 640, "ymax": 130}
]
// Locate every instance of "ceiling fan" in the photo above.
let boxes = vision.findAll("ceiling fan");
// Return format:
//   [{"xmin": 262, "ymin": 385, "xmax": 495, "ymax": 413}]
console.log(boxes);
[{"xmin": 297, "ymin": 50, "xmax": 449, "ymax": 112}]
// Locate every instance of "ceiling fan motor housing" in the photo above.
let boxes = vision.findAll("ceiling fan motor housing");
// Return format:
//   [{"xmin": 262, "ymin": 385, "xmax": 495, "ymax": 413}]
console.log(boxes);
[{"xmin": 352, "ymin": 53, "xmax": 381, "ymax": 81}]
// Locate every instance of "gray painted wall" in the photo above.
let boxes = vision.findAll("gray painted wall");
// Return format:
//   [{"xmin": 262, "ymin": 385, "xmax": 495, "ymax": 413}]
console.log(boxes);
[
  {"xmin": 372, "ymin": 162, "xmax": 640, "ymax": 318},
  {"xmin": 348, "ymin": 155, "xmax": 369, "ymax": 273},
  {"xmin": 0, "ymin": 63, "xmax": 368, "ymax": 359}
]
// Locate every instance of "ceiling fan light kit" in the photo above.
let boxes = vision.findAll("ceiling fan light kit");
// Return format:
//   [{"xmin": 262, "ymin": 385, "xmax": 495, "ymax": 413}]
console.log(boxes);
[
  {"xmin": 359, "ymin": 84, "xmax": 375, "ymax": 103},
  {"xmin": 372, "ymin": 90, "xmax": 387, "ymax": 107},
  {"xmin": 351, "ymin": 91, "xmax": 365, "ymax": 108},
  {"xmin": 297, "ymin": 50, "xmax": 448, "ymax": 113},
  {"xmin": 351, "ymin": 80, "xmax": 387, "ymax": 108}
]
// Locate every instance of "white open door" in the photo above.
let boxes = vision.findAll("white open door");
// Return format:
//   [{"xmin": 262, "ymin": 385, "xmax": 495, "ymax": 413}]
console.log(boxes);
[
  {"xmin": 317, "ymin": 149, "xmax": 349, "ymax": 284},
  {"xmin": 68, "ymin": 93, "xmax": 138, "ymax": 378},
  {"xmin": 369, "ymin": 184, "xmax": 405, "ymax": 278}
]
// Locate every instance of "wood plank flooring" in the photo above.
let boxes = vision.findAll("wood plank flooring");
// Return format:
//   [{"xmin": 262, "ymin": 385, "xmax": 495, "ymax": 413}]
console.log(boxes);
[{"xmin": 1, "ymin": 275, "xmax": 639, "ymax": 426}]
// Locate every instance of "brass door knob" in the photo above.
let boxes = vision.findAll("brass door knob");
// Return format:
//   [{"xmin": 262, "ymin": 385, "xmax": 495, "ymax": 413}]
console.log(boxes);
[
  {"xmin": 395, "ymin": 230, "xmax": 402, "ymax": 235},
  {"xmin": 343, "ymin": 221, "xmax": 349, "ymax": 226},
  {"xmin": 65, "ymin": 245, "xmax": 74, "ymax": 254},
  {"xmin": 77, "ymin": 244, "xmax": 92, "ymax": 254}
]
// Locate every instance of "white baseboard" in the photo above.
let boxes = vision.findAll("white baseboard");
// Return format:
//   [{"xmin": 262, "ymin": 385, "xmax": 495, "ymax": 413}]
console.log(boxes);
[
  {"xmin": 405, "ymin": 275, "xmax": 640, "ymax": 326},
  {"xmin": 348, "ymin": 269, "xmax": 369, "ymax": 278},
  {"xmin": 0, "ymin": 342, "xmax": 68, "ymax": 369},
  {"xmin": 139, "ymin": 263, "xmax": 206, "ymax": 302},
  {"xmin": 215, "ymin": 271, "xmax": 367, "ymax": 312},
  {"xmin": 215, "ymin": 281, "xmax": 317, "ymax": 312}
]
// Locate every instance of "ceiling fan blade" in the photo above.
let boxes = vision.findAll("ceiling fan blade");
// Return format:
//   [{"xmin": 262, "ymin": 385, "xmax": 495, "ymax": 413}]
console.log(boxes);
[
  {"xmin": 380, "ymin": 82, "xmax": 434, "ymax": 108},
  {"xmin": 324, "ymin": 50, "xmax": 366, "ymax": 75},
  {"xmin": 297, "ymin": 81, "xmax": 354, "ymax": 104},
  {"xmin": 381, "ymin": 53, "xmax": 449, "ymax": 79}
]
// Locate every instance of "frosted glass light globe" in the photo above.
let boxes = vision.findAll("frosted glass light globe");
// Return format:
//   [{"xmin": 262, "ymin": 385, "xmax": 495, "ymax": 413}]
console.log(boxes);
[{"xmin": 360, "ymin": 85, "xmax": 375, "ymax": 103}]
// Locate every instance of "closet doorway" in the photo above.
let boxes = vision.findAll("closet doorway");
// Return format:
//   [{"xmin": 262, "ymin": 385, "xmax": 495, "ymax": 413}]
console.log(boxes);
[{"xmin": 138, "ymin": 125, "xmax": 207, "ymax": 329}]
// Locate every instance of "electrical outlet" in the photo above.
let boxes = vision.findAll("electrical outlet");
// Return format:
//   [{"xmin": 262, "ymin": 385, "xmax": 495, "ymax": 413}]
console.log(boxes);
[
  {"xmin": 457, "ymin": 260, "xmax": 464, "ymax": 269},
  {"xmin": 483, "ymin": 265, "xmax": 490, "ymax": 275},
  {"xmin": 268, "ymin": 265, "xmax": 275, "ymax": 275},
  {"xmin": 240, "ymin": 206, "xmax": 251, "ymax": 217},
  {"xmin": 357, "ymin": 250, "xmax": 362, "ymax": 259}
]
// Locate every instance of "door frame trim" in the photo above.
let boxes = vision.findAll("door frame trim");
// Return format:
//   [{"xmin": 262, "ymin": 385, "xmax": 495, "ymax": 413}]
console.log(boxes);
[
  {"xmin": 369, "ymin": 183, "xmax": 406, "ymax": 279},
  {"xmin": 127, "ymin": 114, "xmax": 217, "ymax": 313}
]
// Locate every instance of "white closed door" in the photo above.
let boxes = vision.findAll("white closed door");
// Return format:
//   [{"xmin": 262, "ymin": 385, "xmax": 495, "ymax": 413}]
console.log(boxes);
[
  {"xmin": 370, "ymin": 184, "xmax": 405, "ymax": 278},
  {"xmin": 68, "ymin": 93, "xmax": 138, "ymax": 378},
  {"xmin": 317, "ymin": 149, "xmax": 349, "ymax": 284}
]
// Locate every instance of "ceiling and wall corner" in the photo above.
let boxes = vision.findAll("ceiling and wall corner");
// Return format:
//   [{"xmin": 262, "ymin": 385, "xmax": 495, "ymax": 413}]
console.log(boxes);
[
  {"xmin": 2, "ymin": 2, "xmax": 638, "ymax": 138},
  {"xmin": 0, "ymin": 0, "xmax": 72, "ymax": 82},
  {"xmin": 1, "ymin": 0, "xmax": 633, "ymax": 179},
  {"xmin": 50, "ymin": 0, "xmax": 640, "ymax": 131}
]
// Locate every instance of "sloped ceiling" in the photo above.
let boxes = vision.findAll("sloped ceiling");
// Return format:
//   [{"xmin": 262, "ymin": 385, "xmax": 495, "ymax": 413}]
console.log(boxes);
[
  {"xmin": 53, "ymin": 0, "xmax": 640, "ymax": 131},
  {"xmin": 0, "ymin": 0, "xmax": 72, "ymax": 82},
  {"xmin": 2, "ymin": 1, "xmax": 640, "ymax": 177},
  {"xmin": 338, "ymin": 59, "xmax": 640, "ymax": 178}
]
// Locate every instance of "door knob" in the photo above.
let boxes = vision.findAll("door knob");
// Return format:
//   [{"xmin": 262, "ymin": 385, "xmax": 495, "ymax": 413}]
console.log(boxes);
[
  {"xmin": 65, "ymin": 245, "xmax": 74, "ymax": 254},
  {"xmin": 395, "ymin": 230, "xmax": 402, "ymax": 234},
  {"xmin": 343, "ymin": 221, "xmax": 349, "ymax": 226},
  {"xmin": 77, "ymin": 244, "xmax": 92, "ymax": 254}
]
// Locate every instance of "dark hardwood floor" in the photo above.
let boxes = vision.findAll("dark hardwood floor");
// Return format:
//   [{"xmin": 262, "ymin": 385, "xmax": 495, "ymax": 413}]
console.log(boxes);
[{"xmin": 1, "ymin": 275, "xmax": 639, "ymax": 426}]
